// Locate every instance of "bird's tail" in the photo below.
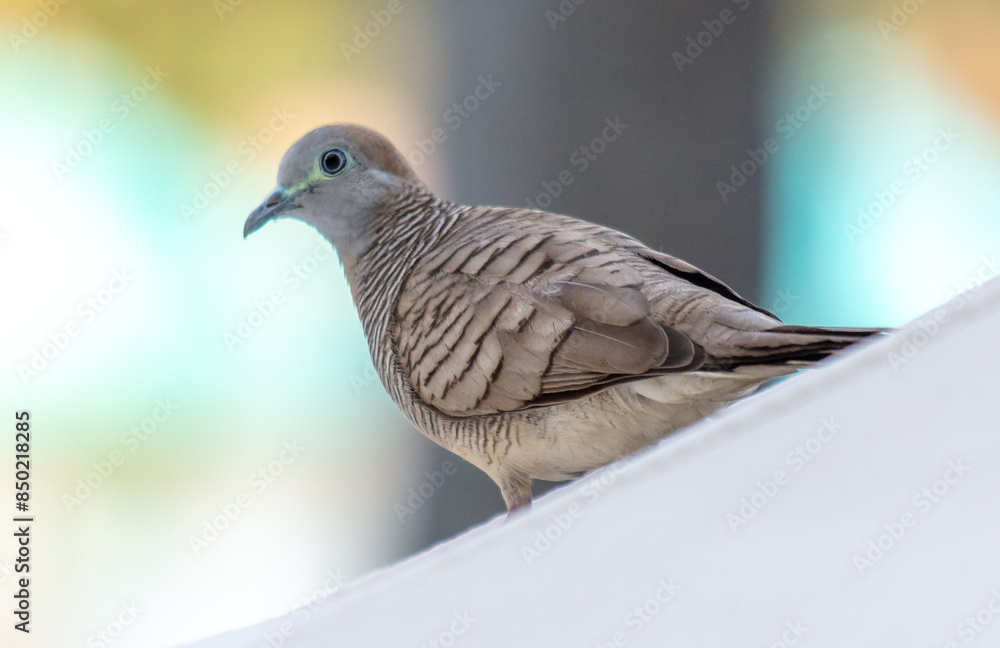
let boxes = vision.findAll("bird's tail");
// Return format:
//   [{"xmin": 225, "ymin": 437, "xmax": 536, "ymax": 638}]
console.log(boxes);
[{"xmin": 710, "ymin": 325, "xmax": 887, "ymax": 369}]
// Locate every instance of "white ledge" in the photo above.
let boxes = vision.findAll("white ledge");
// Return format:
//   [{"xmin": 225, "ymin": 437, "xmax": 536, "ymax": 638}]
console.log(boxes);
[{"xmin": 187, "ymin": 277, "xmax": 1000, "ymax": 648}]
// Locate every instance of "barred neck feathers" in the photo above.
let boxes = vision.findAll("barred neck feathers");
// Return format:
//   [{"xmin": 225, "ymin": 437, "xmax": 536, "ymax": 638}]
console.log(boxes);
[{"xmin": 349, "ymin": 183, "xmax": 461, "ymax": 350}]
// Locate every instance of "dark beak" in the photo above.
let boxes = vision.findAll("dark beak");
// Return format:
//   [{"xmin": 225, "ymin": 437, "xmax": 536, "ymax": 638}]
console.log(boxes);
[{"xmin": 243, "ymin": 187, "xmax": 301, "ymax": 238}]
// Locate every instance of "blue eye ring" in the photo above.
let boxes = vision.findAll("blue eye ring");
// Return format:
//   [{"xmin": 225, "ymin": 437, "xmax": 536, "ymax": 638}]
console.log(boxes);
[{"xmin": 321, "ymin": 148, "xmax": 348, "ymax": 175}]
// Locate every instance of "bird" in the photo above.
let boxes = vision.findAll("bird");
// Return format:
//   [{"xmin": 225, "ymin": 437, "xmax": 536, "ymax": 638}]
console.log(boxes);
[{"xmin": 243, "ymin": 123, "xmax": 882, "ymax": 514}]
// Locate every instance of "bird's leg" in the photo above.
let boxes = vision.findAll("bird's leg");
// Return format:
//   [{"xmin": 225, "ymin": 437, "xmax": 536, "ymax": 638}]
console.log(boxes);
[{"xmin": 498, "ymin": 472, "xmax": 533, "ymax": 518}]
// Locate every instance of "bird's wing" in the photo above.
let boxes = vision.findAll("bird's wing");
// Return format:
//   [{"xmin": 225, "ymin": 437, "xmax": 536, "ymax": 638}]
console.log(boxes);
[
  {"xmin": 392, "ymin": 228, "xmax": 705, "ymax": 417},
  {"xmin": 634, "ymin": 248, "xmax": 778, "ymax": 319}
]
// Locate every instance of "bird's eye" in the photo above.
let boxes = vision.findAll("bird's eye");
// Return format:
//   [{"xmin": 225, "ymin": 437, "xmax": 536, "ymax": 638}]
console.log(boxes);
[{"xmin": 321, "ymin": 148, "xmax": 348, "ymax": 176}]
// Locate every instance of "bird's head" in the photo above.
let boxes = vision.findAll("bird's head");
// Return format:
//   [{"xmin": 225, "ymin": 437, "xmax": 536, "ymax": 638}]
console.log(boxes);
[{"xmin": 243, "ymin": 123, "xmax": 421, "ymax": 261}]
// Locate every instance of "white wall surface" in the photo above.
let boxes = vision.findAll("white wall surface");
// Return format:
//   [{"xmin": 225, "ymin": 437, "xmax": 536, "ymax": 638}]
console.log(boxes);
[{"xmin": 187, "ymin": 278, "xmax": 1000, "ymax": 648}]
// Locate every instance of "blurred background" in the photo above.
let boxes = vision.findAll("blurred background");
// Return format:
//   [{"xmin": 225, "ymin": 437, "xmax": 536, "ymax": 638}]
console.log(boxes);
[{"xmin": 1, "ymin": 0, "xmax": 999, "ymax": 645}]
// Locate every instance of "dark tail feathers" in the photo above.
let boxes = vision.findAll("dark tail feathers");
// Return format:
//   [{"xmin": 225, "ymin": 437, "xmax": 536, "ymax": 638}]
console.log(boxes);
[{"xmin": 712, "ymin": 325, "xmax": 888, "ymax": 369}]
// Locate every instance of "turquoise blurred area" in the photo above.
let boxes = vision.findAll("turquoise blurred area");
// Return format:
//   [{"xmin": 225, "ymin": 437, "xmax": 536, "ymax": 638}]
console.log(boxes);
[
  {"xmin": 764, "ymin": 5, "xmax": 1000, "ymax": 326},
  {"xmin": 1, "ymin": 33, "xmax": 406, "ymax": 449},
  {"xmin": 1, "ymin": 3, "xmax": 435, "ymax": 646}
]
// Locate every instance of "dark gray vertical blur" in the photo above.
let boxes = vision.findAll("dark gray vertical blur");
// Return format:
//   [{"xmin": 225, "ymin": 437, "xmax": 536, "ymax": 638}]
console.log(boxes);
[{"xmin": 412, "ymin": 0, "xmax": 771, "ymax": 545}]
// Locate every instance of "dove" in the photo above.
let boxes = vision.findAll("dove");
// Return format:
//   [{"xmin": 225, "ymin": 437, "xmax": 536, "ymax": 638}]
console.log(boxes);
[{"xmin": 244, "ymin": 123, "xmax": 881, "ymax": 514}]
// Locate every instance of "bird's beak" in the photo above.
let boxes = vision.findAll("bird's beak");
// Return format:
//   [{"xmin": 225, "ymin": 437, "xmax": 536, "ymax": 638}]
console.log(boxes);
[{"xmin": 243, "ymin": 186, "xmax": 301, "ymax": 239}]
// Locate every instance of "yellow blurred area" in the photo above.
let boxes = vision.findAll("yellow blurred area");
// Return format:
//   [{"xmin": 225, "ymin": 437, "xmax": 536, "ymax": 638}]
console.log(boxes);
[
  {"xmin": 908, "ymin": 2, "xmax": 1000, "ymax": 127},
  {"xmin": 776, "ymin": 0, "xmax": 1000, "ymax": 119},
  {"xmin": 1, "ymin": 0, "xmax": 438, "ymax": 124}
]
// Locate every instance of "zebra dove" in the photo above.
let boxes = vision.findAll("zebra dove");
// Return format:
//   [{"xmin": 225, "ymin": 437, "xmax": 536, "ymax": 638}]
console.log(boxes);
[{"xmin": 243, "ymin": 124, "xmax": 881, "ymax": 514}]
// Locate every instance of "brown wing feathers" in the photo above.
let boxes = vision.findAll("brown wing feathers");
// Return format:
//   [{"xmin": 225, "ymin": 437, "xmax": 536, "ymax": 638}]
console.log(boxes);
[
  {"xmin": 393, "ymin": 217, "xmax": 885, "ymax": 418},
  {"xmin": 393, "ymin": 228, "xmax": 705, "ymax": 417}
]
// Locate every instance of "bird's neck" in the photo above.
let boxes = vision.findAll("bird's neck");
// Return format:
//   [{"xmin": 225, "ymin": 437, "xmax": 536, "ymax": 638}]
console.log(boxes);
[{"xmin": 346, "ymin": 183, "xmax": 462, "ymax": 367}]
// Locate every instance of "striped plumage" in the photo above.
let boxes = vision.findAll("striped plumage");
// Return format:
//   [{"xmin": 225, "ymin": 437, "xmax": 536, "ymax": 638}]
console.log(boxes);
[{"xmin": 244, "ymin": 124, "xmax": 882, "ymax": 513}]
